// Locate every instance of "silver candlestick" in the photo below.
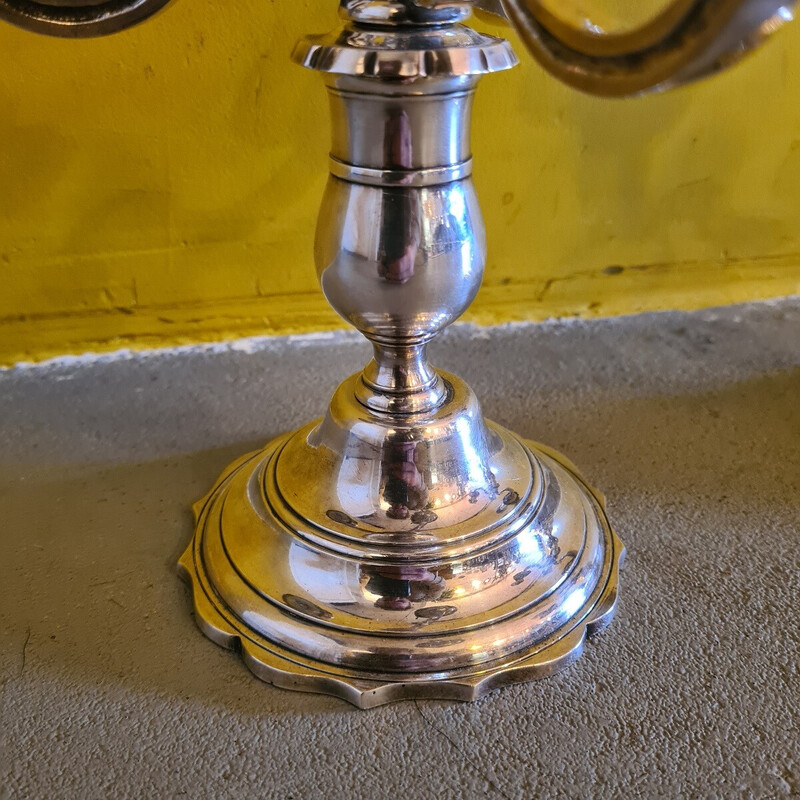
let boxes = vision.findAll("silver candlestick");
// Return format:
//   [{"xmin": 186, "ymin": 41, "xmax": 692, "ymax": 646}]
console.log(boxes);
[{"xmin": 179, "ymin": 3, "xmax": 623, "ymax": 707}]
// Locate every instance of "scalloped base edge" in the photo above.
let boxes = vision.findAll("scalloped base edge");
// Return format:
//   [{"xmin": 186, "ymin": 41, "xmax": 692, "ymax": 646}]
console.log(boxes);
[{"xmin": 177, "ymin": 439, "xmax": 625, "ymax": 709}]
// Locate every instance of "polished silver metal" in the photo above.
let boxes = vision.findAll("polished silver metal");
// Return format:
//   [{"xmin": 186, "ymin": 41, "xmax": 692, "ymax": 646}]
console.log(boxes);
[
  {"xmin": 0, "ymin": 0, "xmax": 171, "ymax": 37},
  {"xmin": 341, "ymin": 0, "xmax": 474, "ymax": 25},
  {"xmin": 179, "ymin": 4, "xmax": 626, "ymax": 708},
  {"xmin": 499, "ymin": 0, "xmax": 796, "ymax": 96}
]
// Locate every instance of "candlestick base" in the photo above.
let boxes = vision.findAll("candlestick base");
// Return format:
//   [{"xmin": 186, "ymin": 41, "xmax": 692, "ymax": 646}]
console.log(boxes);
[{"xmin": 178, "ymin": 372, "xmax": 624, "ymax": 708}]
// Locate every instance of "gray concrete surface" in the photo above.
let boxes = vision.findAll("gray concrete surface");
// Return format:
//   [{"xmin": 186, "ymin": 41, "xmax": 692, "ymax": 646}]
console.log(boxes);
[{"xmin": 1, "ymin": 298, "xmax": 798, "ymax": 800}]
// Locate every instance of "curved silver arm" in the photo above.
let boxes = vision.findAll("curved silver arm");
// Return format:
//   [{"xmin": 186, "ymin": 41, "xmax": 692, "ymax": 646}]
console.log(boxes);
[
  {"xmin": 495, "ymin": 0, "xmax": 795, "ymax": 95},
  {"xmin": 0, "ymin": 0, "xmax": 171, "ymax": 37}
]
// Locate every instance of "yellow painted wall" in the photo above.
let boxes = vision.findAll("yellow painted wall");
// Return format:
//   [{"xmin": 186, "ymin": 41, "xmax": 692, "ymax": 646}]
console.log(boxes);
[{"xmin": 1, "ymin": 1, "xmax": 799, "ymax": 365}]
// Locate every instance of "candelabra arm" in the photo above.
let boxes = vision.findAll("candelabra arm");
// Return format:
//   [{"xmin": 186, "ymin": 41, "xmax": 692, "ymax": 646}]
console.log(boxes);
[{"xmin": 500, "ymin": 0, "xmax": 795, "ymax": 96}]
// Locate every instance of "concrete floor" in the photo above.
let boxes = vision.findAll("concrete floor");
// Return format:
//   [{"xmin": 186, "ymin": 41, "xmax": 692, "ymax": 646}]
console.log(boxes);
[{"xmin": 1, "ymin": 298, "xmax": 798, "ymax": 799}]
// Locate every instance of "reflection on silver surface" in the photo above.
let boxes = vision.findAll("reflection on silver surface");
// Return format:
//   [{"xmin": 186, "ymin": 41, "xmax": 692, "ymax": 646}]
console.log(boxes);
[
  {"xmin": 317, "ymin": 177, "xmax": 484, "ymax": 341},
  {"xmin": 188, "ymin": 427, "xmax": 616, "ymax": 674}
]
